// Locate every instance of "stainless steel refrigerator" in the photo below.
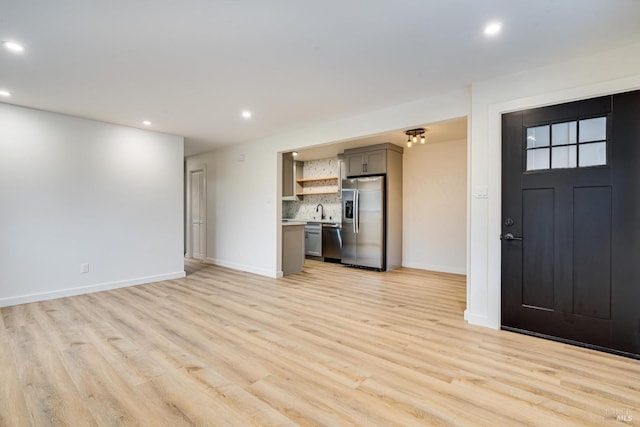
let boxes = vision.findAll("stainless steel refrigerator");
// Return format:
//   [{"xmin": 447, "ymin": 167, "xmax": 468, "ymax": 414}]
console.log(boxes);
[{"xmin": 341, "ymin": 176, "xmax": 385, "ymax": 270}]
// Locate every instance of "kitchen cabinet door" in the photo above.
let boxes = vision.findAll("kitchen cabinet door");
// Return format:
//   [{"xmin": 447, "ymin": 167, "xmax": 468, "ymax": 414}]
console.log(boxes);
[
  {"xmin": 283, "ymin": 152, "xmax": 294, "ymax": 197},
  {"xmin": 282, "ymin": 153, "xmax": 302, "ymax": 200},
  {"xmin": 346, "ymin": 153, "xmax": 365, "ymax": 176},
  {"xmin": 346, "ymin": 149, "xmax": 387, "ymax": 176},
  {"xmin": 363, "ymin": 149, "xmax": 386, "ymax": 175},
  {"xmin": 282, "ymin": 224, "xmax": 305, "ymax": 275},
  {"xmin": 338, "ymin": 158, "xmax": 346, "ymax": 199},
  {"xmin": 305, "ymin": 226, "xmax": 322, "ymax": 256}
]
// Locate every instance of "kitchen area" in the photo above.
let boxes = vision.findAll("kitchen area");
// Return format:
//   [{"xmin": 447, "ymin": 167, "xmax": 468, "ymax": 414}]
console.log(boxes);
[
  {"xmin": 185, "ymin": 118, "xmax": 466, "ymax": 280},
  {"xmin": 281, "ymin": 143, "xmax": 403, "ymax": 276}
]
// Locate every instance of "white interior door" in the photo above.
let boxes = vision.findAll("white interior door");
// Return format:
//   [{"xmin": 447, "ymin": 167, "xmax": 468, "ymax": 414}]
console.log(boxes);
[{"xmin": 190, "ymin": 169, "xmax": 206, "ymax": 260}]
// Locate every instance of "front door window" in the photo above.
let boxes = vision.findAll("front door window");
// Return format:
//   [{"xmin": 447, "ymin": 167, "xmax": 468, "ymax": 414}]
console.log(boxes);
[{"xmin": 525, "ymin": 116, "xmax": 607, "ymax": 171}]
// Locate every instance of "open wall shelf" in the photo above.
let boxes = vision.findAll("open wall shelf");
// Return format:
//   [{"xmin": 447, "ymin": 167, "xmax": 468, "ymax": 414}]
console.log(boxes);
[{"xmin": 295, "ymin": 176, "xmax": 339, "ymax": 197}]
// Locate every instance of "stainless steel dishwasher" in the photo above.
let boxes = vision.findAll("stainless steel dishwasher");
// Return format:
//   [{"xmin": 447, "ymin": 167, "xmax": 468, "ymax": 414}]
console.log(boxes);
[{"xmin": 322, "ymin": 223, "xmax": 342, "ymax": 263}]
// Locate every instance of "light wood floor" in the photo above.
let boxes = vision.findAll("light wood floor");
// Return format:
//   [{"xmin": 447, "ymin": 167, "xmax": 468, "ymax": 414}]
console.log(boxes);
[{"xmin": 1, "ymin": 260, "xmax": 638, "ymax": 426}]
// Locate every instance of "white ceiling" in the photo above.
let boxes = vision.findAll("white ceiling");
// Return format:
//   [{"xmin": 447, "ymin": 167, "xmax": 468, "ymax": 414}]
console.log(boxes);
[{"xmin": 2, "ymin": 1, "xmax": 639, "ymax": 156}]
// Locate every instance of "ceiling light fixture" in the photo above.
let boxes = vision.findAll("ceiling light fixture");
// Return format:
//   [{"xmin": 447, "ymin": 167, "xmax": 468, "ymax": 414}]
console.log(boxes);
[
  {"xmin": 405, "ymin": 128, "xmax": 427, "ymax": 148},
  {"xmin": 484, "ymin": 22, "xmax": 502, "ymax": 36},
  {"xmin": 142, "ymin": 120, "xmax": 152, "ymax": 126},
  {"xmin": 241, "ymin": 110, "xmax": 252, "ymax": 119},
  {"xmin": 292, "ymin": 151, "xmax": 298, "ymax": 157},
  {"xmin": 0, "ymin": 89, "xmax": 11, "ymax": 97},
  {"xmin": 2, "ymin": 41, "xmax": 25, "ymax": 53}
]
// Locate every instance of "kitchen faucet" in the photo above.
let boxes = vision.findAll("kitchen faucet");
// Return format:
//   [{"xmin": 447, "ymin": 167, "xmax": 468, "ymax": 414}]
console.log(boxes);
[{"xmin": 316, "ymin": 203, "xmax": 325, "ymax": 220}]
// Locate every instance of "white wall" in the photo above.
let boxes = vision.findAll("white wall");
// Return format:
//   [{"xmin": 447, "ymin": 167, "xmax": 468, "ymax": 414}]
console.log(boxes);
[
  {"xmin": 0, "ymin": 103, "xmax": 185, "ymax": 307},
  {"xmin": 403, "ymin": 138, "xmax": 467, "ymax": 274},
  {"xmin": 186, "ymin": 88, "xmax": 470, "ymax": 277},
  {"xmin": 466, "ymin": 41, "xmax": 640, "ymax": 329}
]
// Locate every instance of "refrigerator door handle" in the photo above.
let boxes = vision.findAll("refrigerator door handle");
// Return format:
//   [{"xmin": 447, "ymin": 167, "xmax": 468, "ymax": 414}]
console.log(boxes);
[{"xmin": 354, "ymin": 189, "xmax": 359, "ymax": 234}]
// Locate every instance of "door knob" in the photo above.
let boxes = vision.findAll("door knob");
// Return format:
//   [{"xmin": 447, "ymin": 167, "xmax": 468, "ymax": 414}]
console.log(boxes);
[{"xmin": 500, "ymin": 232, "xmax": 523, "ymax": 241}]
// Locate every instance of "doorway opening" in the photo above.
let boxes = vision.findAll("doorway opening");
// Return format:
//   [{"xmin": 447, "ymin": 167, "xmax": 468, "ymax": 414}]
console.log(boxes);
[{"xmin": 188, "ymin": 167, "xmax": 206, "ymax": 260}]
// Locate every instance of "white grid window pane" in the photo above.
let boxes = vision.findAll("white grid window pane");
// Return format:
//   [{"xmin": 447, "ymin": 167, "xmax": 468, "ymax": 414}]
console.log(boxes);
[
  {"xmin": 552, "ymin": 145, "xmax": 577, "ymax": 169},
  {"xmin": 527, "ymin": 125, "xmax": 550, "ymax": 148},
  {"xmin": 579, "ymin": 117, "xmax": 606, "ymax": 142},
  {"xmin": 552, "ymin": 121, "xmax": 577, "ymax": 146},
  {"xmin": 527, "ymin": 148, "xmax": 550, "ymax": 170},
  {"xmin": 579, "ymin": 142, "xmax": 606, "ymax": 167}
]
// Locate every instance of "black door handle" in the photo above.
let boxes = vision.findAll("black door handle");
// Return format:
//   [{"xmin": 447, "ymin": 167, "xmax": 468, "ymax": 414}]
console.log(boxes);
[{"xmin": 500, "ymin": 232, "xmax": 523, "ymax": 241}]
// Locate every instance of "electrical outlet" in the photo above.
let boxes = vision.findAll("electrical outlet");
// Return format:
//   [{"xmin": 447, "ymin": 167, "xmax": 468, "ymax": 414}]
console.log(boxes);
[{"xmin": 80, "ymin": 263, "xmax": 89, "ymax": 273}]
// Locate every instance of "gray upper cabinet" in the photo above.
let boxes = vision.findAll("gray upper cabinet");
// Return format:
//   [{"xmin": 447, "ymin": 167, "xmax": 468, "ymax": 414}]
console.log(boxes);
[
  {"xmin": 346, "ymin": 153, "xmax": 364, "ymax": 176},
  {"xmin": 346, "ymin": 149, "xmax": 387, "ymax": 176},
  {"xmin": 344, "ymin": 144, "xmax": 406, "ymax": 177},
  {"xmin": 282, "ymin": 152, "xmax": 302, "ymax": 201},
  {"xmin": 337, "ymin": 156, "xmax": 346, "ymax": 199},
  {"xmin": 363, "ymin": 149, "xmax": 386, "ymax": 174}
]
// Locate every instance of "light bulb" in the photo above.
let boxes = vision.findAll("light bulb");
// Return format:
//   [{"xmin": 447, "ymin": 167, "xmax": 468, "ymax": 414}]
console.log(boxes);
[
  {"xmin": 420, "ymin": 135, "xmax": 426, "ymax": 144},
  {"xmin": 412, "ymin": 135, "xmax": 417, "ymax": 143},
  {"xmin": 407, "ymin": 141, "xmax": 412, "ymax": 148},
  {"xmin": 3, "ymin": 41, "xmax": 24, "ymax": 53},
  {"xmin": 484, "ymin": 22, "xmax": 502, "ymax": 36}
]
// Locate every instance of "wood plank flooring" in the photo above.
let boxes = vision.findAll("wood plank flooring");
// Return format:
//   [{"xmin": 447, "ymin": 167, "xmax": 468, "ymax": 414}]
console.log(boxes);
[{"xmin": 1, "ymin": 259, "xmax": 638, "ymax": 426}]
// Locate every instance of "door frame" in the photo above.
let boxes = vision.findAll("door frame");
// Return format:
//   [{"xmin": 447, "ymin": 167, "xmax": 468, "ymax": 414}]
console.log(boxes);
[
  {"xmin": 186, "ymin": 164, "xmax": 207, "ymax": 260},
  {"xmin": 464, "ymin": 75, "xmax": 640, "ymax": 331}
]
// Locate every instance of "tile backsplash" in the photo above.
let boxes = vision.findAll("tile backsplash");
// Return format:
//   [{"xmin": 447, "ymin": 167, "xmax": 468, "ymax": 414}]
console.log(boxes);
[
  {"xmin": 283, "ymin": 157, "xmax": 342, "ymax": 221},
  {"xmin": 284, "ymin": 193, "xmax": 342, "ymax": 221}
]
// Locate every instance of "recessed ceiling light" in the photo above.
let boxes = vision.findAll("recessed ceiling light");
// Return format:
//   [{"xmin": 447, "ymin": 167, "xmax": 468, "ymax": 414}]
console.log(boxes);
[
  {"xmin": 241, "ymin": 110, "xmax": 252, "ymax": 119},
  {"xmin": 484, "ymin": 22, "xmax": 502, "ymax": 36},
  {"xmin": 0, "ymin": 89, "xmax": 11, "ymax": 97},
  {"xmin": 143, "ymin": 120, "xmax": 152, "ymax": 126},
  {"xmin": 3, "ymin": 41, "xmax": 25, "ymax": 53}
]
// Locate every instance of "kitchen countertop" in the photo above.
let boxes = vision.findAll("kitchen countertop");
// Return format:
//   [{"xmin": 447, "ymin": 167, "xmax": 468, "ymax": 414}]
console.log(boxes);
[
  {"xmin": 282, "ymin": 219, "xmax": 341, "ymax": 225},
  {"xmin": 281, "ymin": 221, "xmax": 306, "ymax": 227}
]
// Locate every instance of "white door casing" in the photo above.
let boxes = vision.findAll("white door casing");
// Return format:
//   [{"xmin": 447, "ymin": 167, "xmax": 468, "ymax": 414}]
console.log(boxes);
[{"xmin": 189, "ymin": 168, "xmax": 206, "ymax": 260}]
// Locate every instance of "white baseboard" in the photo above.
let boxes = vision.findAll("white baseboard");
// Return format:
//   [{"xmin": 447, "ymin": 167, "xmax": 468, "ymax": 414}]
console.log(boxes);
[
  {"xmin": 464, "ymin": 309, "xmax": 499, "ymax": 330},
  {"xmin": 0, "ymin": 271, "xmax": 186, "ymax": 308},
  {"xmin": 402, "ymin": 261, "xmax": 467, "ymax": 275},
  {"xmin": 205, "ymin": 257, "xmax": 279, "ymax": 278}
]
